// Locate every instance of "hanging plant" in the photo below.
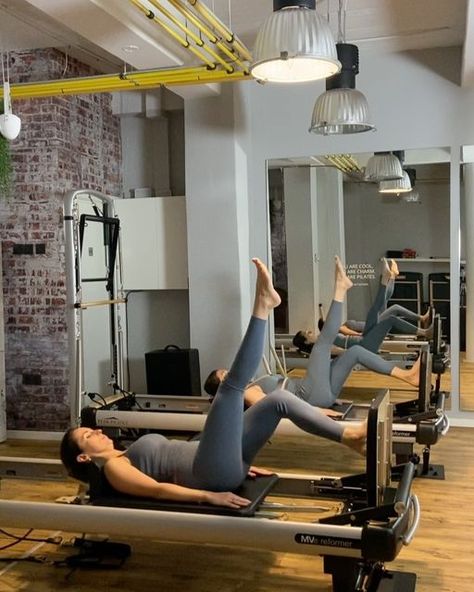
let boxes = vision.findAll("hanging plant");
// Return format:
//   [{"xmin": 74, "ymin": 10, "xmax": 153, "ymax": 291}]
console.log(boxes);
[{"xmin": 0, "ymin": 99, "xmax": 12, "ymax": 197}]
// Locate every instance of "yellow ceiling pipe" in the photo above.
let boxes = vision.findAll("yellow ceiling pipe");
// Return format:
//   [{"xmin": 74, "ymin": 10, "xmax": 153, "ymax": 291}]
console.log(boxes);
[
  {"xmin": 128, "ymin": 0, "xmax": 221, "ymax": 71},
  {"xmin": 0, "ymin": 66, "xmax": 249, "ymax": 100},
  {"xmin": 145, "ymin": 0, "xmax": 243, "ymax": 73},
  {"xmin": 325, "ymin": 154, "xmax": 362, "ymax": 174},
  {"xmin": 167, "ymin": 0, "xmax": 250, "ymax": 72},
  {"xmin": 186, "ymin": 0, "xmax": 253, "ymax": 62},
  {"xmin": 167, "ymin": 0, "xmax": 218, "ymax": 43}
]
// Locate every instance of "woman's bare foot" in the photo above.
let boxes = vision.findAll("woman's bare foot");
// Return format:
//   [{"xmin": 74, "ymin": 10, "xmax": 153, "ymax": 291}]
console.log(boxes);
[
  {"xmin": 420, "ymin": 307, "xmax": 432, "ymax": 329},
  {"xmin": 419, "ymin": 323, "xmax": 434, "ymax": 340},
  {"xmin": 392, "ymin": 356, "xmax": 420, "ymax": 387},
  {"xmin": 390, "ymin": 259, "xmax": 399, "ymax": 277},
  {"xmin": 341, "ymin": 421, "xmax": 367, "ymax": 456},
  {"xmin": 252, "ymin": 258, "xmax": 281, "ymax": 319},
  {"xmin": 381, "ymin": 258, "xmax": 392, "ymax": 286},
  {"xmin": 334, "ymin": 256, "xmax": 353, "ymax": 302}
]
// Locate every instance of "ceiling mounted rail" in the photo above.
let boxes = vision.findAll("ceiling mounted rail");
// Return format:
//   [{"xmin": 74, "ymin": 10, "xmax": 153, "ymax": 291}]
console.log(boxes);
[
  {"xmin": 166, "ymin": 0, "xmax": 249, "ymax": 71},
  {"xmin": 129, "ymin": 0, "xmax": 220, "ymax": 70},
  {"xmin": 0, "ymin": 1, "xmax": 254, "ymax": 100},
  {"xmin": 129, "ymin": 0, "xmax": 250, "ymax": 74},
  {"xmin": 0, "ymin": 66, "xmax": 249, "ymax": 100},
  {"xmin": 145, "ymin": 0, "xmax": 235, "ymax": 71},
  {"xmin": 186, "ymin": 0, "xmax": 252, "ymax": 62}
]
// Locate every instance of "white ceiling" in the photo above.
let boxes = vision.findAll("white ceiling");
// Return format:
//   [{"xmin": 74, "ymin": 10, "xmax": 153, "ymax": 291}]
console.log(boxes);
[{"xmin": 0, "ymin": 0, "xmax": 470, "ymax": 83}]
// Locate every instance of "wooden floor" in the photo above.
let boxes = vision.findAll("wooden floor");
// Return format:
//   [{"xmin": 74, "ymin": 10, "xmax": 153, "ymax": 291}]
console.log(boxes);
[{"xmin": 1, "ymin": 368, "xmax": 474, "ymax": 591}]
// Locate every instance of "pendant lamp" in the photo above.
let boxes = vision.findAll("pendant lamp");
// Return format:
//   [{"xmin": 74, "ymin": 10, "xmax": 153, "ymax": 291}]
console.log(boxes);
[
  {"xmin": 364, "ymin": 152, "xmax": 403, "ymax": 182},
  {"xmin": 379, "ymin": 171, "xmax": 412, "ymax": 194},
  {"xmin": 309, "ymin": 43, "xmax": 374, "ymax": 134},
  {"xmin": 251, "ymin": 0, "xmax": 340, "ymax": 83}
]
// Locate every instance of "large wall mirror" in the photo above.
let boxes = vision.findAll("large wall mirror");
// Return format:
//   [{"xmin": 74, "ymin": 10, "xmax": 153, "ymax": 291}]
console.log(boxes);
[{"xmin": 268, "ymin": 147, "xmax": 452, "ymax": 396}]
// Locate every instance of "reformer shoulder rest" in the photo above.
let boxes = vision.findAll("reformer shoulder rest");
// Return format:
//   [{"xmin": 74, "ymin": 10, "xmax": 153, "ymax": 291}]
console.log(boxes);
[{"xmin": 87, "ymin": 466, "xmax": 279, "ymax": 517}]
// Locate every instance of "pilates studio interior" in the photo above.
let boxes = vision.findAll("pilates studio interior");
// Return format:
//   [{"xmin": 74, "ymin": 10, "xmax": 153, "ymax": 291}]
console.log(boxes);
[{"xmin": 1, "ymin": 1, "xmax": 474, "ymax": 591}]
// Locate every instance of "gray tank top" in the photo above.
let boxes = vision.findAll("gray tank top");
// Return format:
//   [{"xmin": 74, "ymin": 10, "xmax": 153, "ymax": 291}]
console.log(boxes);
[
  {"xmin": 251, "ymin": 374, "xmax": 284, "ymax": 393},
  {"xmin": 124, "ymin": 434, "xmax": 200, "ymax": 488},
  {"xmin": 251, "ymin": 374, "xmax": 301, "ymax": 395}
]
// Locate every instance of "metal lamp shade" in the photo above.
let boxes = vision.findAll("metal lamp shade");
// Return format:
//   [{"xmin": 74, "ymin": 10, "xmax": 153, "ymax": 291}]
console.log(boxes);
[
  {"xmin": 379, "ymin": 171, "xmax": 412, "ymax": 194},
  {"xmin": 251, "ymin": 7, "xmax": 341, "ymax": 83},
  {"xmin": 364, "ymin": 153, "xmax": 404, "ymax": 182},
  {"xmin": 309, "ymin": 88, "xmax": 375, "ymax": 135}
]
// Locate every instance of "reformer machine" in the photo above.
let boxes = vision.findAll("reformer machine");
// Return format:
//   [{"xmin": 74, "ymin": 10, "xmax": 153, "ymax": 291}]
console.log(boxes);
[
  {"xmin": 79, "ymin": 337, "xmax": 448, "ymax": 477},
  {"xmin": 61, "ymin": 189, "xmax": 448, "ymax": 475},
  {"xmin": 0, "ymin": 391, "xmax": 420, "ymax": 591}
]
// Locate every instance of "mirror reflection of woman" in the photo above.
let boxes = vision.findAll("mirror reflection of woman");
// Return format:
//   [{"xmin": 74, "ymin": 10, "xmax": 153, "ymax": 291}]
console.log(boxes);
[{"xmin": 206, "ymin": 257, "xmax": 421, "ymax": 410}]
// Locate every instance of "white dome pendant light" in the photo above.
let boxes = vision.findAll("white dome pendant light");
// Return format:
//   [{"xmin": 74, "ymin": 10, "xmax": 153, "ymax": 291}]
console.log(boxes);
[
  {"xmin": 251, "ymin": 0, "xmax": 341, "ymax": 83},
  {"xmin": 309, "ymin": 43, "xmax": 374, "ymax": 134},
  {"xmin": 310, "ymin": 0, "xmax": 374, "ymax": 134},
  {"xmin": 364, "ymin": 152, "xmax": 404, "ymax": 182},
  {"xmin": 0, "ymin": 53, "xmax": 21, "ymax": 141}
]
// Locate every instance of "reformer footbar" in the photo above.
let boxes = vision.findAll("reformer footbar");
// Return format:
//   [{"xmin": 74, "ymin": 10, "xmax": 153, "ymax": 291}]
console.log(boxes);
[{"xmin": 0, "ymin": 391, "xmax": 419, "ymax": 591}]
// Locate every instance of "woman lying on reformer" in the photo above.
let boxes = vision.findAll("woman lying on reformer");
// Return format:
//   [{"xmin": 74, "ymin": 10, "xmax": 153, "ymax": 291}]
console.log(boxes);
[
  {"xmin": 60, "ymin": 258, "xmax": 366, "ymax": 510},
  {"xmin": 205, "ymin": 257, "xmax": 421, "ymax": 410},
  {"xmin": 293, "ymin": 258, "xmax": 433, "ymax": 355}
]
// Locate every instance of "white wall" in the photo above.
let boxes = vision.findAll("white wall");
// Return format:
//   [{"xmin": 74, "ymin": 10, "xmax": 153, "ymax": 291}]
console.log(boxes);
[
  {"xmin": 344, "ymin": 178, "xmax": 451, "ymax": 320},
  {"xmin": 126, "ymin": 291, "xmax": 190, "ymax": 393},
  {"xmin": 185, "ymin": 84, "xmax": 252, "ymax": 380},
  {"xmin": 121, "ymin": 116, "xmax": 171, "ymax": 198}
]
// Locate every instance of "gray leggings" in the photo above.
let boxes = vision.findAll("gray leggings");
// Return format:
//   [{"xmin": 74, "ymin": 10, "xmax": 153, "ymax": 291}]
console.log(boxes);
[
  {"xmin": 338, "ymin": 315, "xmax": 418, "ymax": 353},
  {"xmin": 349, "ymin": 280, "xmax": 422, "ymax": 333},
  {"xmin": 192, "ymin": 316, "xmax": 344, "ymax": 491},
  {"xmin": 313, "ymin": 280, "xmax": 422, "ymax": 356},
  {"xmin": 292, "ymin": 301, "xmax": 398, "ymax": 408}
]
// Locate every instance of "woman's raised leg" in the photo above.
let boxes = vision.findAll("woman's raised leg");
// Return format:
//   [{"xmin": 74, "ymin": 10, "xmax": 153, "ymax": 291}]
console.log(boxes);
[
  {"xmin": 240, "ymin": 389, "xmax": 366, "ymax": 460},
  {"xmin": 294, "ymin": 257, "xmax": 353, "ymax": 406},
  {"xmin": 329, "ymin": 344, "xmax": 420, "ymax": 397},
  {"xmin": 192, "ymin": 258, "xmax": 280, "ymax": 489},
  {"xmin": 364, "ymin": 259, "xmax": 392, "ymax": 333}
]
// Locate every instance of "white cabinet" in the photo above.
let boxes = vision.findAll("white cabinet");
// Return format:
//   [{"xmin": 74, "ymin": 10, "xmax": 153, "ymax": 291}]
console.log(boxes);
[
  {"xmin": 0, "ymin": 251, "xmax": 6, "ymax": 443},
  {"xmin": 115, "ymin": 196, "xmax": 188, "ymax": 290}
]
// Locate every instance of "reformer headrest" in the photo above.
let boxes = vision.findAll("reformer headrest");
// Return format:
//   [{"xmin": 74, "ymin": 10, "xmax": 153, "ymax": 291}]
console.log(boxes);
[{"xmin": 87, "ymin": 465, "xmax": 278, "ymax": 517}]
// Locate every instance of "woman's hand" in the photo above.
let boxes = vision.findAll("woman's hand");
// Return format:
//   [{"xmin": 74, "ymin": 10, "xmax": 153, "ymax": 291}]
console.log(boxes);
[
  {"xmin": 316, "ymin": 407, "xmax": 343, "ymax": 418},
  {"xmin": 203, "ymin": 491, "xmax": 251, "ymax": 509},
  {"xmin": 247, "ymin": 466, "xmax": 275, "ymax": 478}
]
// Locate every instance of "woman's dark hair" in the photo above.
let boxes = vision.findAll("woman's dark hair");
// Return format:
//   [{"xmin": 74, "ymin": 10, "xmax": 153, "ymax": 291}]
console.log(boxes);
[
  {"xmin": 292, "ymin": 331, "xmax": 313, "ymax": 354},
  {"xmin": 60, "ymin": 427, "xmax": 91, "ymax": 483},
  {"xmin": 204, "ymin": 369, "xmax": 221, "ymax": 396}
]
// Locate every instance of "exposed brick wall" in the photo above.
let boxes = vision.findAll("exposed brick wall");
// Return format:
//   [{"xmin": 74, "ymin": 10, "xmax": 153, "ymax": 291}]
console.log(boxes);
[{"xmin": 0, "ymin": 49, "xmax": 122, "ymax": 431}]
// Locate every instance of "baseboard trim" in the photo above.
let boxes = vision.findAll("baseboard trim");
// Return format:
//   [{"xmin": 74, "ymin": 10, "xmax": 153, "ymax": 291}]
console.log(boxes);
[{"xmin": 6, "ymin": 430, "xmax": 63, "ymax": 441}]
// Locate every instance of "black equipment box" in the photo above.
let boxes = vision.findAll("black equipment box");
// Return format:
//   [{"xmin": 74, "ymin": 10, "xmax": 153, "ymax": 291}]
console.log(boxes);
[{"xmin": 145, "ymin": 345, "xmax": 201, "ymax": 396}]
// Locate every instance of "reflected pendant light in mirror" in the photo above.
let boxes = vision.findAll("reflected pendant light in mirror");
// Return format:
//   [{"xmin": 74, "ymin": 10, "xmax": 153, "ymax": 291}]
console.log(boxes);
[
  {"xmin": 378, "ymin": 170, "xmax": 412, "ymax": 194},
  {"xmin": 309, "ymin": 43, "xmax": 374, "ymax": 134},
  {"xmin": 364, "ymin": 152, "xmax": 404, "ymax": 182},
  {"xmin": 251, "ymin": 0, "xmax": 341, "ymax": 83}
]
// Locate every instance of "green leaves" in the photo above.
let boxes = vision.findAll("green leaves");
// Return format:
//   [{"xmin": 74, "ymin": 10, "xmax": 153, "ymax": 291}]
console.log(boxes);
[{"xmin": 0, "ymin": 99, "xmax": 12, "ymax": 197}]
